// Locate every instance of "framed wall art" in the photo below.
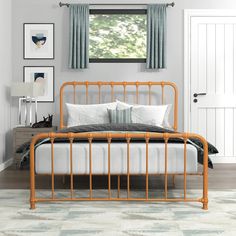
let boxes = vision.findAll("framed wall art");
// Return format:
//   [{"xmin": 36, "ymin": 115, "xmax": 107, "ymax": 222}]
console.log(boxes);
[
  {"xmin": 23, "ymin": 23, "xmax": 54, "ymax": 59},
  {"xmin": 23, "ymin": 66, "xmax": 54, "ymax": 102}
]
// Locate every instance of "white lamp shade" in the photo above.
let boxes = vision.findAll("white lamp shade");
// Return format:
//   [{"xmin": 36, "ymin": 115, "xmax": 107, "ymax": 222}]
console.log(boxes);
[{"xmin": 11, "ymin": 82, "xmax": 44, "ymax": 97}]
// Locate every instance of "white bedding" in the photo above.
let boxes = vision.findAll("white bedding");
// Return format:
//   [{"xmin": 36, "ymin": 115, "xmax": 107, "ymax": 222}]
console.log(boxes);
[{"xmin": 35, "ymin": 143, "xmax": 198, "ymax": 175}]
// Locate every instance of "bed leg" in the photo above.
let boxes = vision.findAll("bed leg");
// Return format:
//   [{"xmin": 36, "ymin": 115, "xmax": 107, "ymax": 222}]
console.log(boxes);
[
  {"xmin": 203, "ymin": 202, "xmax": 208, "ymax": 210},
  {"xmin": 117, "ymin": 175, "xmax": 120, "ymax": 198},
  {"xmin": 30, "ymin": 176, "xmax": 36, "ymax": 210},
  {"xmin": 30, "ymin": 201, "xmax": 36, "ymax": 210},
  {"xmin": 202, "ymin": 180, "xmax": 208, "ymax": 210},
  {"xmin": 202, "ymin": 136, "xmax": 208, "ymax": 210},
  {"xmin": 30, "ymin": 139, "xmax": 36, "ymax": 210},
  {"xmin": 172, "ymin": 175, "xmax": 175, "ymax": 188},
  {"xmin": 30, "ymin": 175, "xmax": 36, "ymax": 210}
]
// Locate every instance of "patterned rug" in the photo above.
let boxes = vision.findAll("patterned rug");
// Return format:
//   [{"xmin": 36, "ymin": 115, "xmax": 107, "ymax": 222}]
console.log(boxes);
[{"xmin": 0, "ymin": 189, "xmax": 235, "ymax": 236}]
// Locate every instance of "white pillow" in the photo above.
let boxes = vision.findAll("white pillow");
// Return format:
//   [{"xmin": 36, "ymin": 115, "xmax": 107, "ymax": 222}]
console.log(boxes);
[
  {"xmin": 132, "ymin": 105, "xmax": 168, "ymax": 126},
  {"xmin": 116, "ymin": 100, "xmax": 171, "ymax": 127},
  {"xmin": 163, "ymin": 104, "xmax": 172, "ymax": 128},
  {"xmin": 116, "ymin": 100, "xmax": 132, "ymax": 109},
  {"xmin": 66, "ymin": 102, "xmax": 117, "ymax": 127}
]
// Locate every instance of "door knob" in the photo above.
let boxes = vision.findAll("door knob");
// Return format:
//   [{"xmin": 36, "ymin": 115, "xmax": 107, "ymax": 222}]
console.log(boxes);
[{"xmin": 193, "ymin": 93, "xmax": 207, "ymax": 97}]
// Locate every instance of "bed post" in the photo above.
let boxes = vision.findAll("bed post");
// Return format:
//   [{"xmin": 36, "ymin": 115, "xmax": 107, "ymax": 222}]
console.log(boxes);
[
  {"xmin": 202, "ymin": 136, "xmax": 208, "ymax": 210},
  {"xmin": 60, "ymin": 83, "xmax": 66, "ymax": 129},
  {"xmin": 30, "ymin": 138, "xmax": 36, "ymax": 209},
  {"xmin": 117, "ymin": 175, "xmax": 120, "ymax": 198}
]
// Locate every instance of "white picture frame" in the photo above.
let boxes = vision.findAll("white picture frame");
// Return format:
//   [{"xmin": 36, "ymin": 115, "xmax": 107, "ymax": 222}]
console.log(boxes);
[
  {"xmin": 24, "ymin": 23, "xmax": 54, "ymax": 59},
  {"xmin": 23, "ymin": 66, "xmax": 54, "ymax": 102}
]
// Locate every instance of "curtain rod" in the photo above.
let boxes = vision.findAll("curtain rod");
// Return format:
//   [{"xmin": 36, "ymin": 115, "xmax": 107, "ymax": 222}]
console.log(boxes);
[{"xmin": 59, "ymin": 2, "xmax": 175, "ymax": 7}]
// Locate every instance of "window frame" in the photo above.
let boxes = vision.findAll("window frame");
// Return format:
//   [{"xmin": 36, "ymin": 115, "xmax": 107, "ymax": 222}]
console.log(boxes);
[{"xmin": 89, "ymin": 9, "xmax": 147, "ymax": 63}]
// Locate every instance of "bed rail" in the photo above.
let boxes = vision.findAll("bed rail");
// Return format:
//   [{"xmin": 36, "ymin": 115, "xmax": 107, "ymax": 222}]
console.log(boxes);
[{"xmin": 30, "ymin": 132, "xmax": 208, "ymax": 210}]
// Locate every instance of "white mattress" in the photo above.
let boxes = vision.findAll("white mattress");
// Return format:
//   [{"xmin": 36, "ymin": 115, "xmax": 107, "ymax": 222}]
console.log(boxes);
[{"xmin": 35, "ymin": 142, "xmax": 198, "ymax": 175}]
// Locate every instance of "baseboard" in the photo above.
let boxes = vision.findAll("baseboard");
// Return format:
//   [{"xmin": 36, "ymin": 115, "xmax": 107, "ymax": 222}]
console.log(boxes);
[
  {"xmin": 0, "ymin": 158, "xmax": 13, "ymax": 172},
  {"xmin": 211, "ymin": 156, "xmax": 236, "ymax": 164}
]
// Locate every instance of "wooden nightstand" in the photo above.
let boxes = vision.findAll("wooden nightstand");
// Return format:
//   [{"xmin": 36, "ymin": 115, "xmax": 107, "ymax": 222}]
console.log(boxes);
[{"xmin": 13, "ymin": 126, "xmax": 57, "ymax": 167}]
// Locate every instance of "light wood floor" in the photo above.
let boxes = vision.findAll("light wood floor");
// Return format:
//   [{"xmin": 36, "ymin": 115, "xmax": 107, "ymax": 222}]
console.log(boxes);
[{"xmin": 0, "ymin": 164, "xmax": 235, "ymax": 190}]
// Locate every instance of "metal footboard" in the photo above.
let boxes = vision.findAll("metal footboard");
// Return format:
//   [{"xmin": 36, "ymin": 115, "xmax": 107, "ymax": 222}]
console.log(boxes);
[{"xmin": 30, "ymin": 132, "xmax": 208, "ymax": 210}]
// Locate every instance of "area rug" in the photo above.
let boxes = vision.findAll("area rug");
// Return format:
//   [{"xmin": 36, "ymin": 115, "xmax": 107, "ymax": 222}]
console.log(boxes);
[{"xmin": 0, "ymin": 189, "xmax": 235, "ymax": 236}]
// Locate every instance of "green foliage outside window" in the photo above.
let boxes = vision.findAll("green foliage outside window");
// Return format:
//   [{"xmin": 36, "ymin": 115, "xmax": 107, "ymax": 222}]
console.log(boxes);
[{"xmin": 89, "ymin": 14, "xmax": 147, "ymax": 59}]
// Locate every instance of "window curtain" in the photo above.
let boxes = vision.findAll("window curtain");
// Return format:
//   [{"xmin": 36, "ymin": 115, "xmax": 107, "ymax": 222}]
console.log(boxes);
[
  {"xmin": 146, "ymin": 4, "xmax": 167, "ymax": 69},
  {"xmin": 69, "ymin": 4, "xmax": 89, "ymax": 69}
]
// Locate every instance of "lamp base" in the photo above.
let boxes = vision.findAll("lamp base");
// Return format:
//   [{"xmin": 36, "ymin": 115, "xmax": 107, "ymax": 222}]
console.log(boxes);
[{"xmin": 18, "ymin": 97, "xmax": 38, "ymax": 127}]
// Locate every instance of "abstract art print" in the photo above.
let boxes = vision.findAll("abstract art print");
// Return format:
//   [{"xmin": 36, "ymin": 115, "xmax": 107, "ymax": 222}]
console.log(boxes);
[
  {"xmin": 24, "ymin": 23, "xmax": 54, "ymax": 59},
  {"xmin": 24, "ymin": 66, "xmax": 54, "ymax": 102}
]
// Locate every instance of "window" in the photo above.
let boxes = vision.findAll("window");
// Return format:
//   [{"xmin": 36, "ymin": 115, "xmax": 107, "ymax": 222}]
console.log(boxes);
[{"xmin": 89, "ymin": 9, "xmax": 147, "ymax": 63}]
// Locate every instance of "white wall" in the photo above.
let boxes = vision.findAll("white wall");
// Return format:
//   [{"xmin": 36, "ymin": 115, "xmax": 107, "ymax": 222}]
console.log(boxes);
[
  {"xmin": 0, "ymin": 0, "xmax": 12, "ymax": 165},
  {"xmin": 11, "ymin": 0, "xmax": 236, "ymax": 131}
]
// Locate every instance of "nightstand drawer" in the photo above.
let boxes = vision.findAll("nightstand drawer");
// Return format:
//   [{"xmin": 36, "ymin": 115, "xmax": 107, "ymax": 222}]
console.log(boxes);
[
  {"xmin": 15, "ymin": 133, "xmax": 35, "ymax": 140},
  {"xmin": 15, "ymin": 129, "xmax": 56, "ymax": 141},
  {"xmin": 15, "ymin": 138, "xmax": 33, "ymax": 146}
]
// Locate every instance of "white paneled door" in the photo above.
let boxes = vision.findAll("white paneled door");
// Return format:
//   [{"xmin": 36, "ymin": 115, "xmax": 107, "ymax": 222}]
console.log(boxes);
[{"xmin": 185, "ymin": 10, "xmax": 236, "ymax": 163}]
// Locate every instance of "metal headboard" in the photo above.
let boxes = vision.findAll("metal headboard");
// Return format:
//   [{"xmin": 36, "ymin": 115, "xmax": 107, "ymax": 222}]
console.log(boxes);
[{"xmin": 60, "ymin": 81, "xmax": 178, "ymax": 130}]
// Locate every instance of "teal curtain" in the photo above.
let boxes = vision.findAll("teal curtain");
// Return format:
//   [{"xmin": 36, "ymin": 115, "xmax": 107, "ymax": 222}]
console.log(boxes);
[
  {"xmin": 146, "ymin": 4, "xmax": 167, "ymax": 69},
  {"xmin": 69, "ymin": 4, "xmax": 89, "ymax": 69}
]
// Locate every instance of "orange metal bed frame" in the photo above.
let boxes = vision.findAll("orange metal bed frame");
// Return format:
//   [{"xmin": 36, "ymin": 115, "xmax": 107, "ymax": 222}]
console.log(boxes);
[{"xmin": 30, "ymin": 81, "xmax": 208, "ymax": 210}]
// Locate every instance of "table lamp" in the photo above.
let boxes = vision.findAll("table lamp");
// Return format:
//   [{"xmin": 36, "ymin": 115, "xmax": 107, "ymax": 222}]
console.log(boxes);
[{"xmin": 11, "ymin": 82, "xmax": 44, "ymax": 126}]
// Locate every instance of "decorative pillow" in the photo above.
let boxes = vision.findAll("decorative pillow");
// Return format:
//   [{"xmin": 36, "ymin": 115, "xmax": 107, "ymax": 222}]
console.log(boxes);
[
  {"xmin": 107, "ymin": 107, "xmax": 132, "ymax": 124},
  {"xmin": 116, "ymin": 100, "xmax": 171, "ymax": 127},
  {"xmin": 66, "ymin": 102, "xmax": 117, "ymax": 127}
]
